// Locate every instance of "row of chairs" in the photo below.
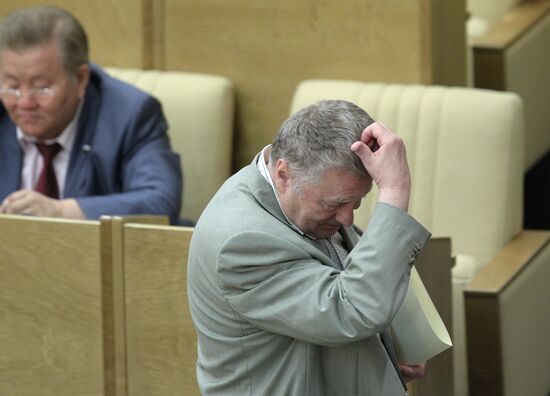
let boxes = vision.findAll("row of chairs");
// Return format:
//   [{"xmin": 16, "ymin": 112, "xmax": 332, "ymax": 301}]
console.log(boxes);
[
  {"xmin": 291, "ymin": 80, "xmax": 550, "ymax": 396},
  {"xmin": 74, "ymin": 69, "xmax": 550, "ymax": 395},
  {"xmin": 110, "ymin": 66, "xmax": 549, "ymax": 394}
]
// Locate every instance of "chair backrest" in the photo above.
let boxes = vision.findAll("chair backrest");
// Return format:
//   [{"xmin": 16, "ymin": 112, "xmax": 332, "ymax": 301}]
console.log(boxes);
[
  {"xmin": 291, "ymin": 80, "xmax": 524, "ymax": 268},
  {"xmin": 106, "ymin": 67, "xmax": 234, "ymax": 223}
]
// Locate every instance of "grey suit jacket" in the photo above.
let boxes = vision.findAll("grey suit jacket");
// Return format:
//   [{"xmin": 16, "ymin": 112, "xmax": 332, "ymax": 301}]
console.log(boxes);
[{"xmin": 188, "ymin": 161, "xmax": 431, "ymax": 395}]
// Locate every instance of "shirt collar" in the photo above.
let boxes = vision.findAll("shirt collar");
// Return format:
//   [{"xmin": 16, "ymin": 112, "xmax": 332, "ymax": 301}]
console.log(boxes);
[{"xmin": 256, "ymin": 145, "xmax": 317, "ymax": 240}]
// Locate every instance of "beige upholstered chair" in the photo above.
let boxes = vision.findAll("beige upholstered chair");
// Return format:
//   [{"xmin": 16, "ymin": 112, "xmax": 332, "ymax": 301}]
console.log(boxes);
[
  {"xmin": 290, "ymin": 80, "xmax": 525, "ymax": 396},
  {"xmin": 106, "ymin": 67, "xmax": 234, "ymax": 223}
]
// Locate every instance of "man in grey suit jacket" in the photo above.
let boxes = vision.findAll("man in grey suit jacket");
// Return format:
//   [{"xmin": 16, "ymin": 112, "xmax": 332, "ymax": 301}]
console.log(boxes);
[{"xmin": 188, "ymin": 100, "xmax": 431, "ymax": 395}]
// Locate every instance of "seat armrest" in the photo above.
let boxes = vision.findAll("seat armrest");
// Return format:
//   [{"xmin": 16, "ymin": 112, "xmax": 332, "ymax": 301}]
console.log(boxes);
[
  {"xmin": 464, "ymin": 230, "xmax": 550, "ymax": 395},
  {"xmin": 472, "ymin": 0, "xmax": 550, "ymax": 51},
  {"xmin": 466, "ymin": 230, "xmax": 550, "ymax": 293}
]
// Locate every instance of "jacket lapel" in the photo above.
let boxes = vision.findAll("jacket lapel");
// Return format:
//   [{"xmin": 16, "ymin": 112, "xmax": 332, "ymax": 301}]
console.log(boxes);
[
  {"xmin": 0, "ymin": 111, "xmax": 23, "ymax": 198},
  {"xmin": 64, "ymin": 69, "xmax": 101, "ymax": 197},
  {"xmin": 245, "ymin": 159, "xmax": 341, "ymax": 268}
]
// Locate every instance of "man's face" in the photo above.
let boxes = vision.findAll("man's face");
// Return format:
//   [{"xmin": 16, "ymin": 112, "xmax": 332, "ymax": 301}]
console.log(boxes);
[
  {"xmin": 0, "ymin": 41, "xmax": 88, "ymax": 140},
  {"xmin": 275, "ymin": 160, "xmax": 372, "ymax": 239}
]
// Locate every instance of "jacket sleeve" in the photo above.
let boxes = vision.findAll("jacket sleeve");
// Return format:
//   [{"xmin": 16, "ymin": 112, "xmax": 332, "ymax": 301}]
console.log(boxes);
[
  {"xmin": 75, "ymin": 96, "xmax": 183, "ymax": 224},
  {"xmin": 217, "ymin": 203, "xmax": 431, "ymax": 347}
]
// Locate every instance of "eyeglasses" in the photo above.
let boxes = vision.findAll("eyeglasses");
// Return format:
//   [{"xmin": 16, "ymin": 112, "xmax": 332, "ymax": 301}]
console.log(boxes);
[{"xmin": 0, "ymin": 86, "xmax": 54, "ymax": 102}]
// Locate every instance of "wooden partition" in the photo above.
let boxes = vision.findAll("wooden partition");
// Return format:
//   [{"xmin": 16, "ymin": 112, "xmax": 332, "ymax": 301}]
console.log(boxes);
[
  {"xmin": 118, "ymin": 222, "xmax": 199, "ymax": 396},
  {"xmin": 465, "ymin": 230, "xmax": 550, "ymax": 395},
  {"xmin": 118, "ymin": 225, "xmax": 453, "ymax": 396},
  {"xmin": 472, "ymin": 0, "xmax": 550, "ymax": 170},
  {"xmin": 0, "ymin": 214, "xmax": 175, "ymax": 396},
  {"xmin": 0, "ymin": 215, "xmax": 109, "ymax": 395},
  {"xmin": 1, "ymin": 213, "xmax": 454, "ymax": 395},
  {"xmin": 0, "ymin": 0, "xmax": 154, "ymax": 68},
  {"xmin": 162, "ymin": 0, "xmax": 466, "ymax": 169},
  {"xmin": 100, "ymin": 215, "xmax": 170, "ymax": 396},
  {"xmin": 1, "ymin": 0, "xmax": 467, "ymax": 171},
  {"xmin": 408, "ymin": 238, "xmax": 454, "ymax": 396}
]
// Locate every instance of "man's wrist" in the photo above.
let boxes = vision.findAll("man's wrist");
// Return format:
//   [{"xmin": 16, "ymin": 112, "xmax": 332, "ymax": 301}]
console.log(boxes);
[
  {"xmin": 58, "ymin": 199, "xmax": 86, "ymax": 219},
  {"xmin": 377, "ymin": 188, "xmax": 410, "ymax": 212}
]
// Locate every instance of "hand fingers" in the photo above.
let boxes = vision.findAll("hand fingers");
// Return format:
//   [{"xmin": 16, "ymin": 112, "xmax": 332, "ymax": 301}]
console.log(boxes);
[
  {"xmin": 368, "ymin": 140, "xmax": 380, "ymax": 152},
  {"xmin": 399, "ymin": 363, "xmax": 426, "ymax": 382},
  {"xmin": 353, "ymin": 124, "xmax": 386, "ymax": 161},
  {"xmin": 2, "ymin": 193, "xmax": 31, "ymax": 214},
  {"xmin": 0, "ymin": 192, "xmax": 20, "ymax": 214},
  {"xmin": 362, "ymin": 122, "xmax": 392, "ymax": 144},
  {"xmin": 350, "ymin": 140, "xmax": 373, "ymax": 160},
  {"xmin": 1, "ymin": 190, "xmax": 40, "ymax": 215}
]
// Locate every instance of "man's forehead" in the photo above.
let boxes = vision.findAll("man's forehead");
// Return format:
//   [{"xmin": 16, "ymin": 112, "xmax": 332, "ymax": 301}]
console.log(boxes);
[
  {"xmin": 0, "ymin": 44, "xmax": 63, "ymax": 76},
  {"xmin": 310, "ymin": 171, "xmax": 372, "ymax": 199},
  {"xmin": 321, "ymin": 185, "xmax": 371, "ymax": 202}
]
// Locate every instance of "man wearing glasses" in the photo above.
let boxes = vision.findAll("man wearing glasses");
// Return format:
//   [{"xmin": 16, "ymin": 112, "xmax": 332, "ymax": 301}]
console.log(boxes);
[{"xmin": 0, "ymin": 6, "xmax": 182, "ymax": 224}]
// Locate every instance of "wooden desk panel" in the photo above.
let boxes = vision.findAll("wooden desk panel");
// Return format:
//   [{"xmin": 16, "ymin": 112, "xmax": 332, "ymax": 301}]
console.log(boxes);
[
  {"xmin": 408, "ymin": 237, "xmax": 454, "ymax": 396},
  {"xmin": 122, "ymin": 224, "xmax": 199, "ymax": 396},
  {"xmin": 0, "ymin": 215, "xmax": 105, "ymax": 396}
]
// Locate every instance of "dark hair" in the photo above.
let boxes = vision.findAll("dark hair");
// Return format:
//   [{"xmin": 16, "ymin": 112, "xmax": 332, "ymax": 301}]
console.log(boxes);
[{"xmin": 0, "ymin": 5, "xmax": 88, "ymax": 76}]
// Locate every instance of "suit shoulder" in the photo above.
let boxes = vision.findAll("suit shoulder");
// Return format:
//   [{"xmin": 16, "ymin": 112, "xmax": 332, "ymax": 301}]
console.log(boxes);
[{"xmin": 88, "ymin": 64, "xmax": 160, "ymax": 110}]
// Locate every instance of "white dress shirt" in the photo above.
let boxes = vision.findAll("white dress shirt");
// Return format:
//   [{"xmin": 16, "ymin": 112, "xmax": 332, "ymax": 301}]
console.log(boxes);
[{"xmin": 17, "ymin": 102, "xmax": 83, "ymax": 198}]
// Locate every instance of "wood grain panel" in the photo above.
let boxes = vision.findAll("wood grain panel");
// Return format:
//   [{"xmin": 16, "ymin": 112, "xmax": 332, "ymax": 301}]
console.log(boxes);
[
  {"xmin": 472, "ymin": 0, "xmax": 550, "ymax": 170},
  {"xmin": 122, "ymin": 224, "xmax": 199, "ymax": 396},
  {"xmin": 0, "ymin": 0, "xmax": 149, "ymax": 68},
  {"xmin": 465, "ymin": 230, "xmax": 550, "ymax": 395},
  {"xmin": 467, "ymin": 230, "xmax": 550, "ymax": 294},
  {"xmin": 464, "ymin": 296, "xmax": 503, "ymax": 395},
  {"xmin": 473, "ymin": 0, "xmax": 550, "ymax": 92},
  {"xmin": 0, "ymin": 215, "xmax": 106, "ymax": 396},
  {"xmin": 409, "ymin": 238, "xmax": 454, "ymax": 396},
  {"xmin": 101, "ymin": 215, "xmax": 171, "ymax": 396},
  {"xmin": 473, "ymin": 48, "xmax": 506, "ymax": 90},
  {"xmin": 162, "ymin": 0, "xmax": 465, "ymax": 169},
  {"xmin": 473, "ymin": 0, "xmax": 550, "ymax": 49},
  {"xmin": 2, "ymin": 0, "xmax": 467, "ymax": 170}
]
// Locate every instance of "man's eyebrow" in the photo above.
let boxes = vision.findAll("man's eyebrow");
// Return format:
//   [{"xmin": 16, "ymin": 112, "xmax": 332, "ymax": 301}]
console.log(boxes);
[
  {"xmin": 1, "ymin": 73, "xmax": 17, "ymax": 81},
  {"xmin": 322, "ymin": 197, "xmax": 352, "ymax": 206}
]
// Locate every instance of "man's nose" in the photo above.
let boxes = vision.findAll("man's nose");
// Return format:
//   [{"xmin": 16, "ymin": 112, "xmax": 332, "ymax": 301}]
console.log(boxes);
[
  {"xmin": 335, "ymin": 206, "xmax": 354, "ymax": 227},
  {"xmin": 17, "ymin": 94, "xmax": 39, "ymax": 107}
]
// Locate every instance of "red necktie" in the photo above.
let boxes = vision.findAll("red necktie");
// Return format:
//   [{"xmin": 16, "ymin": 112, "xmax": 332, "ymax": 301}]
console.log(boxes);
[{"xmin": 34, "ymin": 142, "xmax": 62, "ymax": 199}]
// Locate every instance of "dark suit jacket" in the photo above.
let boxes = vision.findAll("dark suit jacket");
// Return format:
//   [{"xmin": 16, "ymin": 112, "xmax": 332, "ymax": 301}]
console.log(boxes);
[
  {"xmin": 188, "ymin": 158, "xmax": 431, "ymax": 395},
  {"xmin": 0, "ymin": 64, "xmax": 182, "ymax": 224}
]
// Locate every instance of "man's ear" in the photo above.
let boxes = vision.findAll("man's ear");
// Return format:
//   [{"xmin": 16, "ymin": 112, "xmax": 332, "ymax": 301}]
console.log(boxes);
[
  {"xmin": 273, "ymin": 159, "xmax": 290, "ymax": 193},
  {"xmin": 76, "ymin": 63, "xmax": 90, "ymax": 99}
]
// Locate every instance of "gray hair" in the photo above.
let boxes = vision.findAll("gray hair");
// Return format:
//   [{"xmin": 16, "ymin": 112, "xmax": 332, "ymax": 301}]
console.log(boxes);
[
  {"xmin": 270, "ymin": 100, "xmax": 375, "ymax": 189},
  {"xmin": 0, "ymin": 6, "xmax": 88, "ymax": 76}
]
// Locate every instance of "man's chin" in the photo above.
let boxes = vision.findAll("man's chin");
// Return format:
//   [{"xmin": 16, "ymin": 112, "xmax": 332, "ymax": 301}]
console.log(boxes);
[
  {"xmin": 18, "ymin": 123, "xmax": 51, "ymax": 140},
  {"xmin": 315, "ymin": 225, "xmax": 341, "ymax": 239}
]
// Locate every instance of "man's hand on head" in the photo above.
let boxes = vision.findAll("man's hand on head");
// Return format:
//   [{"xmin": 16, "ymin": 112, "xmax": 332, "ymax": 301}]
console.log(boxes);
[
  {"xmin": 0, "ymin": 190, "xmax": 85, "ymax": 219},
  {"xmin": 351, "ymin": 122, "xmax": 411, "ymax": 211}
]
